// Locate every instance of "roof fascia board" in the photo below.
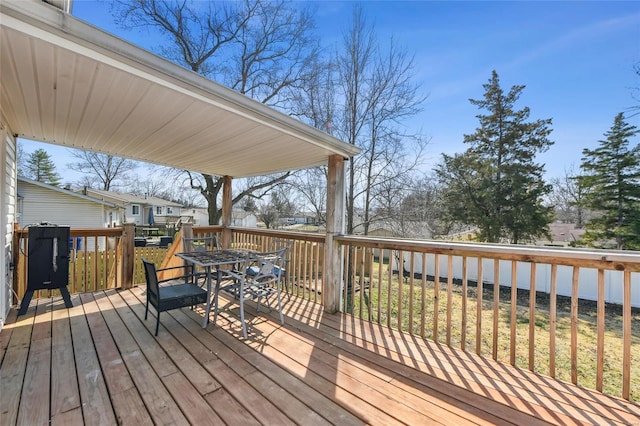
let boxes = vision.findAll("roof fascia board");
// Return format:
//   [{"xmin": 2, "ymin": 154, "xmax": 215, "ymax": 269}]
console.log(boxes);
[{"xmin": 1, "ymin": 1, "xmax": 360, "ymax": 160}]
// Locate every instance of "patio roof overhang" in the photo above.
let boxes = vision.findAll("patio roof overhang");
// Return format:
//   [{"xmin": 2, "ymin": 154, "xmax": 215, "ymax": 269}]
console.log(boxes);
[{"xmin": 0, "ymin": 0, "xmax": 359, "ymax": 179}]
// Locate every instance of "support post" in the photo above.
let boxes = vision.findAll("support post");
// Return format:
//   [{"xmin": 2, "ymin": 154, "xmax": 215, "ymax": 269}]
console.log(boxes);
[
  {"xmin": 221, "ymin": 175, "xmax": 233, "ymax": 249},
  {"xmin": 181, "ymin": 223, "xmax": 193, "ymax": 244},
  {"xmin": 324, "ymin": 155, "xmax": 345, "ymax": 312},
  {"xmin": 120, "ymin": 223, "xmax": 135, "ymax": 288}
]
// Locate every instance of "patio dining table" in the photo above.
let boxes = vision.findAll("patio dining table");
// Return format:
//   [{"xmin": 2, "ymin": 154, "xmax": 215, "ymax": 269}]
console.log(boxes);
[{"xmin": 176, "ymin": 249, "xmax": 257, "ymax": 328}]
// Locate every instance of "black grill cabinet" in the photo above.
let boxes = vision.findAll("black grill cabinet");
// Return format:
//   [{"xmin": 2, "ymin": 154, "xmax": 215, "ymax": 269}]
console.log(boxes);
[{"xmin": 18, "ymin": 224, "xmax": 73, "ymax": 315}]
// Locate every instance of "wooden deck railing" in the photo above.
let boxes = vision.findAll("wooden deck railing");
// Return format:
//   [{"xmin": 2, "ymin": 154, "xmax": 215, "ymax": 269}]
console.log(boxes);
[
  {"xmin": 335, "ymin": 235, "xmax": 640, "ymax": 403},
  {"xmin": 13, "ymin": 223, "xmax": 639, "ymax": 402}
]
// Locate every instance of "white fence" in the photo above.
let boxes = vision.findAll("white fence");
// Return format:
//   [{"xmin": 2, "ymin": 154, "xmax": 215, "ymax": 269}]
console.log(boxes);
[{"xmin": 393, "ymin": 251, "xmax": 640, "ymax": 308}]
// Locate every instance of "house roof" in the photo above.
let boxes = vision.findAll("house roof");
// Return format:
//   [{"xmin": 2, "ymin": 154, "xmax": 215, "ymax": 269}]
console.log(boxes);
[
  {"xmin": 18, "ymin": 177, "xmax": 118, "ymax": 208},
  {"xmin": 80, "ymin": 188, "xmax": 183, "ymax": 208},
  {"xmin": 0, "ymin": 1, "xmax": 360, "ymax": 179}
]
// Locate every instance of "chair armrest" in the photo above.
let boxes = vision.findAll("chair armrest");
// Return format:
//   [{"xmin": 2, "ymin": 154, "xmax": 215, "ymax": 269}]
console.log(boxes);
[
  {"xmin": 156, "ymin": 264, "xmax": 198, "ymax": 284},
  {"xmin": 157, "ymin": 273, "xmax": 199, "ymax": 285}
]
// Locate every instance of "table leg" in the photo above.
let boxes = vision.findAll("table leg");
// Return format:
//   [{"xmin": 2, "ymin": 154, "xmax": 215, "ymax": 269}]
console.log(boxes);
[
  {"xmin": 239, "ymin": 276, "xmax": 248, "ymax": 339},
  {"xmin": 212, "ymin": 272, "xmax": 222, "ymax": 328},
  {"xmin": 203, "ymin": 267, "xmax": 212, "ymax": 328}
]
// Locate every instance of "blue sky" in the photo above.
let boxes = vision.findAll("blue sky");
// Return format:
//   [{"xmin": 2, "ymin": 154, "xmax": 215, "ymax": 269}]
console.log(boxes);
[{"xmin": 22, "ymin": 0, "xmax": 640, "ymax": 182}]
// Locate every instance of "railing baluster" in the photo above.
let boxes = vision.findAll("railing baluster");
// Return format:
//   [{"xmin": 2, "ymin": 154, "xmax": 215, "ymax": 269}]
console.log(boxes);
[
  {"xmin": 71, "ymin": 238, "xmax": 78, "ymax": 293},
  {"xmin": 493, "ymin": 259, "xmax": 500, "ymax": 361},
  {"xmin": 476, "ymin": 257, "xmax": 483, "ymax": 355},
  {"xmin": 92, "ymin": 236, "xmax": 97, "ymax": 291},
  {"xmin": 421, "ymin": 252, "xmax": 427, "ymax": 338},
  {"xmin": 342, "ymin": 245, "xmax": 348, "ymax": 309},
  {"xmin": 387, "ymin": 250, "xmax": 393, "ymax": 329},
  {"xmin": 83, "ymin": 236, "xmax": 88, "ymax": 292},
  {"xmin": 461, "ymin": 255, "xmax": 468, "ymax": 351},
  {"xmin": 377, "ymin": 249, "xmax": 383, "ymax": 324},
  {"xmin": 510, "ymin": 261, "xmax": 517, "ymax": 366},
  {"xmin": 358, "ymin": 246, "xmax": 364, "ymax": 318},
  {"xmin": 596, "ymin": 268, "xmax": 605, "ymax": 391},
  {"xmin": 623, "ymin": 270, "xmax": 631, "ymax": 399},
  {"xmin": 367, "ymin": 248, "xmax": 374, "ymax": 322},
  {"xmin": 320, "ymin": 241, "xmax": 326, "ymax": 305},
  {"xmin": 303, "ymin": 241, "xmax": 309, "ymax": 299},
  {"xmin": 433, "ymin": 253, "xmax": 440, "ymax": 341},
  {"xmin": 446, "ymin": 255, "xmax": 453, "ymax": 346},
  {"xmin": 409, "ymin": 252, "xmax": 415, "ymax": 334},
  {"xmin": 398, "ymin": 250, "xmax": 404, "ymax": 332},
  {"xmin": 550, "ymin": 264, "xmax": 557, "ymax": 378},
  {"xmin": 296, "ymin": 241, "xmax": 303, "ymax": 298},
  {"xmin": 529, "ymin": 262, "xmax": 537, "ymax": 371},
  {"xmin": 571, "ymin": 266, "xmax": 580, "ymax": 384}
]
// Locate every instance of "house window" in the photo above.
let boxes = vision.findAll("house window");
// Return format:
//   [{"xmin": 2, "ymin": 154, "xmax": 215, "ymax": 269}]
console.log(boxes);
[
  {"xmin": 167, "ymin": 207, "xmax": 173, "ymax": 214},
  {"xmin": 156, "ymin": 206, "xmax": 162, "ymax": 215},
  {"xmin": 132, "ymin": 205, "xmax": 139, "ymax": 215}
]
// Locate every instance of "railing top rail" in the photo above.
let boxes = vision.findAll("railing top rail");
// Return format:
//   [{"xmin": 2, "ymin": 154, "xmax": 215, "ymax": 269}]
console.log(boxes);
[
  {"xmin": 335, "ymin": 235, "xmax": 640, "ymax": 271},
  {"xmin": 228, "ymin": 227, "xmax": 326, "ymax": 243},
  {"xmin": 191, "ymin": 225, "xmax": 224, "ymax": 233},
  {"xmin": 15, "ymin": 227, "xmax": 124, "ymax": 237}
]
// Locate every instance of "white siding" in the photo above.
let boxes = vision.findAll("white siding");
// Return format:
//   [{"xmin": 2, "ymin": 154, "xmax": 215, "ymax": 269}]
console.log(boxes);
[
  {"xmin": 1, "ymin": 125, "xmax": 17, "ymax": 330},
  {"xmin": 18, "ymin": 182, "xmax": 108, "ymax": 229},
  {"xmin": 18, "ymin": 182, "xmax": 117, "ymax": 252}
]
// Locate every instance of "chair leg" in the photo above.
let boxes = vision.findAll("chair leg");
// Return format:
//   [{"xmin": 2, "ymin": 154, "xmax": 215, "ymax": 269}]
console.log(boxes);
[
  {"xmin": 256, "ymin": 293, "xmax": 262, "ymax": 312},
  {"xmin": 155, "ymin": 312, "xmax": 160, "ymax": 336},
  {"xmin": 145, "ymin": 300, "xmax": 149, "ymax": 320},
  {"xmin": 212, "ymin": 279, "xmax": 221, "ymax": 328},
  {"xmin": 239, "ymin": 281, "xmax": 248, "ymax": 339},
  {"xmin": 276, "ymin": 290, "xmax": 284, "ymax": 325},
  {"xmin": 283, "ymin": 274, "xmax": 291, "ymax": 300}
]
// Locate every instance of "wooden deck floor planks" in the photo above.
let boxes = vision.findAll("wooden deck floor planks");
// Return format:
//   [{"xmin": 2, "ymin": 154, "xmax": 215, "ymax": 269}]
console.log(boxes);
[
  {"xmin": 281, "ymin": 297, "xmax": 640, "ymax": 426},
  {"xmin": 1, "ymin": 286, "xmax": 639, "ymax": 425}
]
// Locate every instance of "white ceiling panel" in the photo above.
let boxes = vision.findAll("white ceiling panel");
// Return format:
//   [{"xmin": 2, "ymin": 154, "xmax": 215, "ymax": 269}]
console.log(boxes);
[{"xmin": 1, "ymin": 1, "xmax": 359, "ymax": 178}]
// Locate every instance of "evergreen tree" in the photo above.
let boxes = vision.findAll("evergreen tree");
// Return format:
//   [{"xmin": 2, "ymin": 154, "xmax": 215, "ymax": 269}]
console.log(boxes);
[
  {"xmin": 577, "ymin": 113, "xmax": 640, "ymax": 250},
  {"xmin": 25, "ymin": 148, "xmax": 61, "ymax": 186},
  {"xmin": 437, "ymin": 71, "xmax": 554, "ymax": 244}
]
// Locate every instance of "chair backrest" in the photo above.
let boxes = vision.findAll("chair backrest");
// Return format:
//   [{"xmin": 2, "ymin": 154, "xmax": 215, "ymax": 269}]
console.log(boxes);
[
  {"xmin": 183, "ymin": 235, "xmax": 218, "ymax": 252},
  {"xmin": 253, "ymin": 247, "xmax": 287, "ymax": 282},
  {"xmin": 142, "ymin": 258, "xmax": 160, "ymax": 300}
]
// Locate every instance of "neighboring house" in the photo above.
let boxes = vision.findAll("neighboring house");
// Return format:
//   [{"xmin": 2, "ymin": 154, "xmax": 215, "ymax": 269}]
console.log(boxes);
[
  {"xmin": 280, "ymin": 212, "xmax": 318, "ymax": 226},
  {"xmin": 539, "ymin": 222, "xmax": 585, "ymax": 247},
  {"xmin": 190, "ymin": 207, "xmax": 257, "ymax": 228},
  {"xmin": 17, "ymin": 178, "xmax": 120, "ymax": 251},
  {"xmin": 78, "ymin": 188, "xmax": 189, "ymax": 227},
  {"xmin": 189, "ymin": 208, "xmax": 210, "ymax": 226},
  {"xmin": 17, "ymin": 177, "xmax": 119, "ymax": 229},
  {"xmin": 232, "ymin": 209, "xmax": 257, "ymax": 228}
]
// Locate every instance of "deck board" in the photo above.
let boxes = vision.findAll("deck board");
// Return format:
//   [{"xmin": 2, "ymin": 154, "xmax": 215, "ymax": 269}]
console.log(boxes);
[
  {"xmin": 1, "ymin": 287, "xmax": 639, "ymax": 426},
  {"xmin": 50, "ymin": 299, "xmax": 81, "ymax": 417},
  {"xmin": 69, "ymin": 294, "xmax": 118, "ymax": 426},
  {"xmin": 281, "ymin": 295, "xmax": 640, "ymax": 425},
  {"xmin": 0, "ymin": 304, "xmax": 35, "ymax": 425}
]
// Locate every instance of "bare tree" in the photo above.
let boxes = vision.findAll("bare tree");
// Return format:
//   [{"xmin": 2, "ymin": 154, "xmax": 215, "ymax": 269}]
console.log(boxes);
[
  {"xmin": 547, "ymin": 165, "xmax": 586, "ymax": 227},
  {"xmin": 16, "ymin": 142, "xmax": 26, "ymax": 178},
  {"xmin": 114, "ymin": 0, "xmax": 321, "ymax": 225},
  {"xmin": 68, "ymin": 150, "xmax": 137, "ymax": 190},
  {"xmin": 334, "ymin": 6, "xmax": 427, "ymax": 235},
  {"xmin": 289, "ymin": 167, "xmax": 328, "ymax": 226}
]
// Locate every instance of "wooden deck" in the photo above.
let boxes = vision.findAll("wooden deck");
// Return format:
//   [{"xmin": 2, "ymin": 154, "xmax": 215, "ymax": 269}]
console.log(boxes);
[{"xmin": 1, "ymin": 287, "xmax": 639, "ymax": 426}]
